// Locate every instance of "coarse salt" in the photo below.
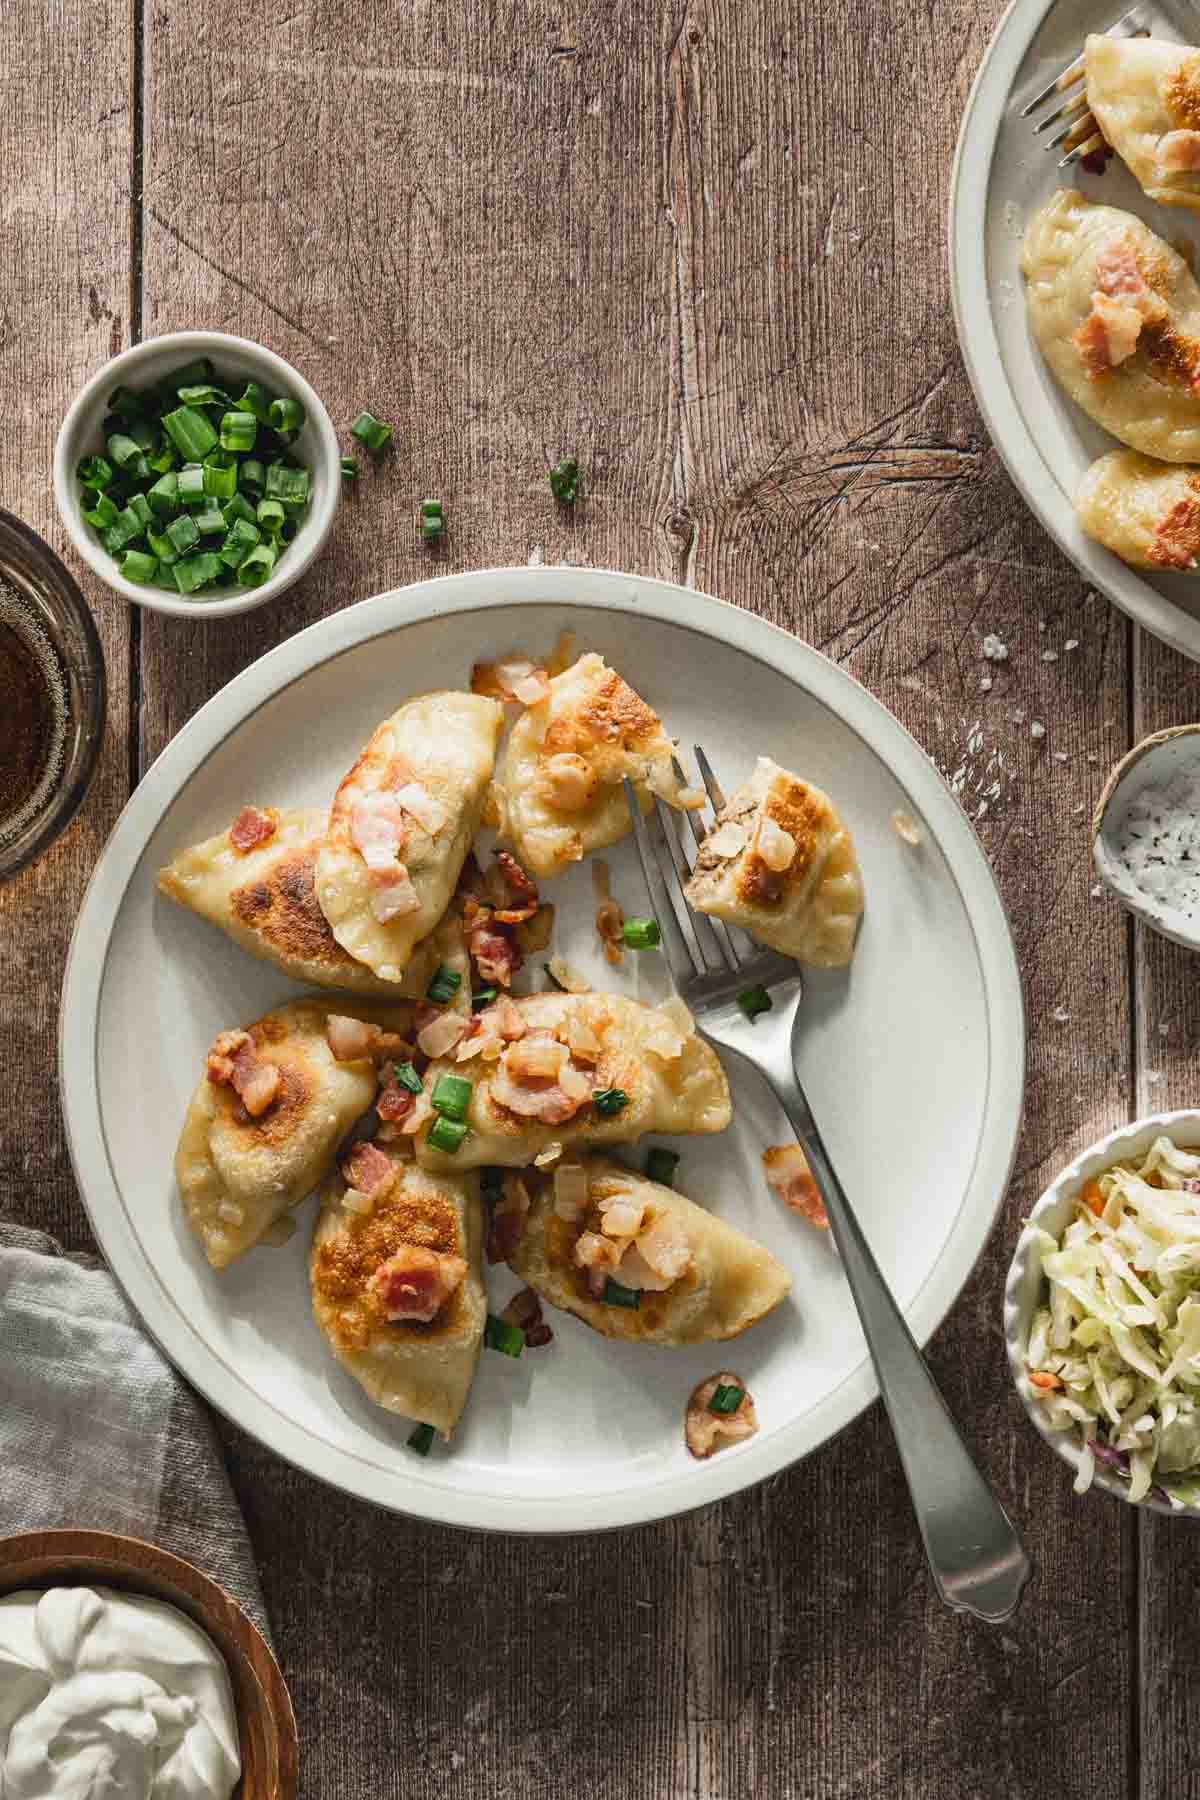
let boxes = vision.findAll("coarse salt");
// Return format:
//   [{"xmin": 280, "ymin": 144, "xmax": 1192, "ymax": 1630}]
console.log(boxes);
[
  {"xmin": 1031, "ymin": 722, "xmax": 1046, "ymax": 739},
  {"xmin": 982, "ymin": 634, "xmax": 1009, "ymax": 661}
]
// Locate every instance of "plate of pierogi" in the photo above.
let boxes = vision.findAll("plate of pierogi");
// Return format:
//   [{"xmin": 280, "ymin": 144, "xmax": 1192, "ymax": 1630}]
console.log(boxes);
[
  {"xmin": 59, "ymin": 567, "xmax": 1022, "ymax": 1531},
  {"xmin": 953, "ymin": 0, "xmax": 1200, "ymax": 661}
]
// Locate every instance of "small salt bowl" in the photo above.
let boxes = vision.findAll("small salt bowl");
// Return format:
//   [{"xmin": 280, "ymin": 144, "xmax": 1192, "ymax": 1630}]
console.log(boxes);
[{"xmin": 1092, "ymin": 725, "xmax": 1200, "ymax": 952}]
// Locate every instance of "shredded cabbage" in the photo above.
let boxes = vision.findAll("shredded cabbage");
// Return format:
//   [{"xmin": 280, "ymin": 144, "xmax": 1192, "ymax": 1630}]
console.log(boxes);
[{"xmin": 1024, "ymin": 1136, "xmax": 1200, "ymax": 1508}]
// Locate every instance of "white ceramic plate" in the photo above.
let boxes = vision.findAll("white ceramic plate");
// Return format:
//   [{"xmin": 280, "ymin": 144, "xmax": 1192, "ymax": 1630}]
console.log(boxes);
[
  {"xmin": 60, "ymin": 568, "xmax": 1024, "ymax": 1533},
  {"xmin": 951, "ymin": 0, "xmax": 1200, "ymax": 663}
]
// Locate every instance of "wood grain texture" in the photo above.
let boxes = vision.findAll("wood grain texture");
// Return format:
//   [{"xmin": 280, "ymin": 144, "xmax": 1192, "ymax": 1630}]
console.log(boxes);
[
  {"xmin": 0, "ymin": 0, "xmax": 133, "ymax": 1249},
  {"xmin": 11, "ymin": 0, "xmax": 1188, "ymax": 1791}
]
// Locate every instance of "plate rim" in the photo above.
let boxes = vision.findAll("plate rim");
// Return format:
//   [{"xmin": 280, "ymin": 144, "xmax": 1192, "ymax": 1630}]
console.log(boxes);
[
  {"xmin": 948, "ymin": 0, "xmax": 1200, "ymax": 665},
  {"xmin": 59, "ymin": 566, "xmax": 1025, "ymax": 1533}
]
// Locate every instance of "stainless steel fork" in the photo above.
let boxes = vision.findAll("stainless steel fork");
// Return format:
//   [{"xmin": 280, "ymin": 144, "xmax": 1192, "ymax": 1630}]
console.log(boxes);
[
  {"xmin": 624, "ymin": 757, "xmax": 1033, "ymax": 1626},
  {"xmin": 1020, "ymin": 5, "xmax": 1151, "ymax": 166}
]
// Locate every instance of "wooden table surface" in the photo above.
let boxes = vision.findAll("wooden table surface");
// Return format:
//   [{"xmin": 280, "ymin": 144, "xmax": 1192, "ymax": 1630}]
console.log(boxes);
[{"xmin": 5, "ymin": 0, "xmax": 1200, "ymax": 1794}]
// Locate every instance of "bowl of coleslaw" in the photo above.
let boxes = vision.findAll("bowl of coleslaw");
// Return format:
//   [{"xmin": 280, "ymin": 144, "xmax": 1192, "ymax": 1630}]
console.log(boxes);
[{"xmin": 1005, "ymin": 1110, "xmax": 1200, "ymax": 1517}]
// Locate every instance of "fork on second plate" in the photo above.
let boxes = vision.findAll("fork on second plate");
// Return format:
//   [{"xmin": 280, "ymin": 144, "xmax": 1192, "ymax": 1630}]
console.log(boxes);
[
  {"xmin": 622, "ymin": 758, "xmax": 1032, "ymax": 1627},
  {"xmin": 1021, "ymin": 4, "xmax": 1151, "ymax": 165}
]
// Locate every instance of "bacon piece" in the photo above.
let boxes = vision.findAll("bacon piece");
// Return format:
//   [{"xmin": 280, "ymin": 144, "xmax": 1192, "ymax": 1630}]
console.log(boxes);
[
  {"xmin": 493, "ymin": 997, "xmax": 527, "ymax": 1040},
  {"xmin": 1157, "ymin": 129, "xmax": 1200, "ymax": 174},
  {"xmin": 575, "ymin": 1231, "xmax": 623, "ymax": 1276},
  {"xmin": 685, "ymin": 1373, "xmax": 758, "ymax": 1459},
  {"xmin": 326, "ymin": 1014, "xmax": 376, "ymax": 1061},
  {"xmin": 229, "ymin": 805, "xmax": 279, "ymax": 853},
  {"xmin": 1073, "ymin": 292, "xmax": 1144, "ymax": 377},
  {"xmin": 377, "ymin": 1083, "xmax": 415, "ymax": 1122},
  {"xmin": 1095, "ymin": 238, "xmax": 1152, "ymax": 303},
  {"xmin": 469, "ymin": 926, "xmax": 519, "ymax": 987},
  {"xmin": 494, "ymin": 851, "xmax": 538, "ymax": 906},
  {"xmin": 393, "ymin": 781, "xmax": 447, "ymax": 836},
  {"xmin": 372, "ymin": 1246, "xmax": 467, "ymax": 1322},
  {"xmin": 486, "ymin": 1174, "xmax": 531, "ymax": 1265},
  {"xmin": 351, "ymin": 792, "xmax": 408, "ymax": 869},
  {"xmin": 1149, "ymin": 496, "xmax": 1200, "ymax": 570},
  {"xmin": 205, "ymin": 1029, "xmax": 280, "ymax": 1117},
  {"xmin": 763, "ymin": 1144, "xmax": 828, "ymax": 1228},
  {"xmin": 505, "ymin": 1034, "xmax": 567, "ymax": 1081},
  {"xmin": 342, "ymin": 1140, "xmax": 399, "ymax": 1199},
  {"xmin": 369, "ymin": 864, "xmax": 421, "ymax": 923},
  {"xmin": 633, "ymin": 1214, "xmax": 692, "ymax": 1284},
  {"xmin": 502, "ymin": 1284, "xmax": 553, "ymax": 1346},
  {"xmin": 491, "ymin": 1063, "xmax": 585, "ymax": 1123},
  {"xmin": 418, "ymin": 1011, "xmax": 469, "ymax": 1059}
]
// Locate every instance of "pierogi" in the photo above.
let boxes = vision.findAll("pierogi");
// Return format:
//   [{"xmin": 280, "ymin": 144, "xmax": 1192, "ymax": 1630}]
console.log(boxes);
[
  {"xmin": 310, "ymin": 1152, "xmax": 484, "ymax": 1436},
  {"xmin": 1075, "ymin": 448, "xmax": 1200, "ymax": 569},
  {"xmin": 1086, "ymin": 34, "xmax": 1200, "ymax": 214},
  {"xmin": 507, "ymin": 1157, "xmax": 792, "ymax": 1346},
  {"xmin": 176, "ymin": 997, "xmax": 412, "ymax": 1269},
  {"xmin": 685, "ymin": 757, "xmax": 863, "ymax": 965},
  {"xmin": 316, "ymin": 692, "xmax": 504, "ymax": 982},
  {"xmin": 1020, "ymin": 190, "xmax": 1200, "ymax": 462},
  {"xmin": 413, "ymin": 991, "xmax": 731, "ymax": 1171},
  {"xmin": 157, "ymin": 806, "xmax": 440, "ymax": 996},
  {"xmin": 494, "ymin": 652, "xmax": 693, "ymax": 878}
]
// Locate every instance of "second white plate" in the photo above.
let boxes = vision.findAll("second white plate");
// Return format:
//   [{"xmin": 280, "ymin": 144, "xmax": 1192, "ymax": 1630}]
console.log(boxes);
[
  {"xmin": 951, "ymin": 0, "xmax": 1200, "ymax": 663},
  {"xmin": 60, "ymin": 567, "xmax": 1024, "ymax": 1532}
]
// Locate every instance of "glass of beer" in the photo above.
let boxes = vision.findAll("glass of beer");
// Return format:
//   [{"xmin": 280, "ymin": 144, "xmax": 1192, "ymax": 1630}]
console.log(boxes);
[{"xmin": 0, "ymin": 509, "xmax": 106, "ymax": 881}]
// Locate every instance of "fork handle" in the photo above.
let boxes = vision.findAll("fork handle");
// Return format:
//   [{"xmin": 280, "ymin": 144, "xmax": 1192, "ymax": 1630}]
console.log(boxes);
[{"xmin": 769, "ymin": 1084, "xmax": 1033, "ymax": 1624}]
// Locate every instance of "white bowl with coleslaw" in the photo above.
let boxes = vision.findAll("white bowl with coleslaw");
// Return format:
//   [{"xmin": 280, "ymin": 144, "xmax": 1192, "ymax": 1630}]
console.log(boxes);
[{"xmin": 1005, "ymin": 1110, "xmax": 1200, "ymax": 1517}]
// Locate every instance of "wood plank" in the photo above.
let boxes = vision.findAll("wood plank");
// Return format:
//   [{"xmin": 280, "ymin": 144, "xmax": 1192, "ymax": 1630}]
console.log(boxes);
[
  {"xmin": 0, "ymin": 0, "xmax": 133, "ymax": 1249},
  {"xmin": 136, "ymin": 0, "xmax": 1141, "ymax": 1795},
  {"xmin": 1131, "ymin": 630, "xmax": 1200, "ymax": 1800}
]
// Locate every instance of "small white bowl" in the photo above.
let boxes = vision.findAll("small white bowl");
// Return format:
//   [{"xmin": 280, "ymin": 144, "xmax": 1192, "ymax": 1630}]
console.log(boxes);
[
  {"xmin": 1004, "ymin": 1109, "xmax": 1200, "ymax": 1519},
  {"xmin": 1092, "ymin": 726, "xmax": 1200, "ymax": 953},
  {"xmin": 54, "ymin": 330, "xmax": 340, "ymax": 619}
]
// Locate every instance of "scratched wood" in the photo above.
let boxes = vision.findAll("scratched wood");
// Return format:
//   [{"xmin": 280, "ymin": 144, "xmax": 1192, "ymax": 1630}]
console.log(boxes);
[
  {"xmin": 0, "ymin": 0, "xmax": 133, "ymax": 1248},
  {"xmin": 2, "ymin": 0, "xmax": 1169, "ymax": 1790}
]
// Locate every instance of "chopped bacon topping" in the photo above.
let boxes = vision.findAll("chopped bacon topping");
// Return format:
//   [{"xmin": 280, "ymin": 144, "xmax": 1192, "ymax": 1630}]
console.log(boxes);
[
  {"xmin": 392, "ymin": 780, "xmax": 447, "ymax": 836},
  {"xmin": 229, "ymin": 805, "xmax": 279, "ymax": 853},
  {"xmin": 470, "ymin": 927, "xmax": 519, "ymax": 987},
  {"xmin": 494, "ymin": 851, "xmax": 538, "ymax": 906},
  {"xmin": 205, "ymin": 1028, "xmax": 281, "ymax": 1117},
  {"xmin": 574, "ymin": 1185, "xmax": 693, "ymax": 1295},
  {"xmin": 341, "ymin": 1140, "xmax": 399, "ymax": 1200},
  {"xmin": 351, "ymin": 792, "xmax": 408, "ymax": 870},
  {"xmin": 1095, "ymin": 238, "xmax": 1153, "ymax": 304},
  {"xmin": 326, "ymin": 1014, "xmax": 376, "ymax": 1061},
  {"xmin": 369, "ymin": 864, "xmax": 421, "ymax": 923},
  {"xmin": 371, "ymin": 1246, "xmax": 467, "ymax": 1322},
  {"xmin": 486, "ymin": 1173, "xmax": 531, "ymax": 1265},
  {"xmin": 1157, "ymin": 129, "xmax": 1200, "ymax": 174},
  {"xmin": 376, "ymin": 1069, "xmax": 416, "ymax": 1122},
  {"xmin": 763, "ymin": 1144, "xmax": 828, "ymax": 1227},
  {"xmin": 1073, "ymin": 292, "xmax": 1145, "ymax": 377},
  {"xmin": 685, "ymin": 1373, "xmax": 758, "ymax": 1459},
  {"xmin": 502, "ymin": 1284, "xmax": 553, "ymax": 1347}
]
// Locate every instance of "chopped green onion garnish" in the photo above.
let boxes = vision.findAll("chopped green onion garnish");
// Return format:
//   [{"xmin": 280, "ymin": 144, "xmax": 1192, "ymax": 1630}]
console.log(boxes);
[
  {"xmin": 176, "ymin": 384, "xmax": 231, "ymax": 409},
  {"xmin": 601, "ymin": 1277, "xmax": 640, "ymax": 1309},
  {"xmin": 234, "ymin": 380, "xmax": 274, "ymax": 424},
  {"xmin": 268, "ymin": 397, "xmax": 305, "ymax": 438},
  {"xmin": 77, "ymin": 455, "xmax": 113, "ymax": 490},
  {"xmin": 103, "ymin": 504, "xmax": 146, "ymax": 551},
  {"xmin": 426, "ymin": 965, "xmax": 462, "ymax": 1005},
  {"xmin": 162, "ymin": 404, "xmax": 218, "ymax": 460},
  {"xmin": 392, "ymin": 1061, "xmax": 424, "ymax": 1096},
  {"xmin": 203, "ymin": 455, "xmax": 237, "ymax": 500},
  {"xmin": 119, "ymin": 549, "xmax": 158, "ymax": 583},
  {"xmin": 737, "ymin": 986, "xmax": 772, "ymax": 1022},
  {"xmin": 146, "ymin": 528, "xmax": 178, "ymax": 566},
  {"xmin": 480, "ymin": 1166, "xmax": 505, "ymax": 1204},
  {"xmin": 171, "ymin": 357, "xmax": 214, "ymax": 390},
  {"xmin": 256, "ymin": 498, "xmax": 286, "ymax": 537},
  {"xmin": 219, "ymin": 410, "xmax": 257, "ymax": 454},
  {"xmin": 239, "ymin": 457, "xmax": 266, "ymax": 496},
  {"xmin": 484, "ymin": 1313, "xmax": 525, "ymax": 1357},
  {"xmin": 222, "ymin": 492, "xmax": 257, "ymax": 526},
  {"xmin": 238, "ymin": 543, "xmax": 277, "ymax": 588},
  {"xmin": 166, "ymin": 513, "xmax": 200, "ymax": 555},
  {"xmin": 193, "ymin": 503, "xmax": 226, "ymax": 536},
  {"xmin": 219, "ymin": 519, "xmax": 260, "ymax": 569},
  {"xmin": 407, "ymin": 1422, "xmax": 436, "ymax": 1456},
  {"xmin": 127, "ymin": 492, "xmax": 153, "ymax": 529},
  {"xmin": 472, "ymin": 986, "xmax": 499, "ymax": 1011},
  {"xmin": 708, "ymin": 1383, "xmax": 746, "ymax": 1416},
  {"xmin": 265, "ymin": 461, "xmax": 309, "ymax": 508},
  {"xmin": 351, "ymin": 410, "xmax": 392, "ymax": 455},
  {"xmin": 431, "ymin": 1074, "xmax": 472, "ymax": 1121},
  {"xmin": 177, "ymin": 465, "xmax": 206, "ymax": 506},
  {"xmin": 145, "ymin": 441, "xmax": 178, "ymax": 476},
  {"xmin": 592, "ymin": 1087, "xmax": 630, "ymax": 1118},
  {"xmin": 645, "ymin": 1147, "xmax": 679, "ymax": 1186},
  {"xmin": 622, "ymin": 917, "xmax": 661, "ymax": 950},
  {"xmin": 340, "ymin": 455, "xmax": 357, "ymax": 480},
  {"xmin": 83, "ymin": 492, "xmax": 119, "ymax": 531},
  {"xmin": 107, "ymin": 434, "xmax": 150, "ymax": 480},
  {"xmin": 427, "ymin": 1115, "xmax": 468, "ymax": 1155},
  {"xmin": 549, "ymin": 455, "xmax": 580, "ymax": 504},
  {"xmin": 147, "ymin": 471, "xmax": 179, "ymax": 515},
  {"xmin": 421, "ymin": 498, "xmax": 444, "ymax": 542},
  {"xmin": 173, "ymin": 550, "xmax": 224, "ymax": 594}
]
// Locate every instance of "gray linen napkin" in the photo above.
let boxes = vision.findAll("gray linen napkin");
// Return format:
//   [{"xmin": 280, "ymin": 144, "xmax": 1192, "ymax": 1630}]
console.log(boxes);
[{"xmin": 0, "ymin": 1223, "xmax": 270, "ymax": 1641}]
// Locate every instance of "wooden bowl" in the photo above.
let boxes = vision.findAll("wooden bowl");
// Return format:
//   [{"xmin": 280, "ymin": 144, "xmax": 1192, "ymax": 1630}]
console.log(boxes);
[{"xmin": 0, "ymin": 1529, "xmax": 297, "ymax": 1798}]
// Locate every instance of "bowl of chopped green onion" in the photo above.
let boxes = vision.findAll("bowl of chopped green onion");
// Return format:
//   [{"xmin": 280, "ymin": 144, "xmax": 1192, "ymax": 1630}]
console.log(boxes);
[{"xmin": 54, "ymin": 331, "xmax": 340, "ymax": 617}]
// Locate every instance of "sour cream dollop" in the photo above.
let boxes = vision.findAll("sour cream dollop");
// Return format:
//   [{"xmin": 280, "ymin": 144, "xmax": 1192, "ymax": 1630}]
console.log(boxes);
[{"xmin": 0, "ymin": 1585, "xmax": 241, "ymax": 1800}]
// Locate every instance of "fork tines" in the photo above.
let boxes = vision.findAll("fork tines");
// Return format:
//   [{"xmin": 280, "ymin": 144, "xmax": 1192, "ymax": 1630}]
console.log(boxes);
[{"xmin": 1020, "ymin": 5, "xmax": 1150, "ymax": 166}]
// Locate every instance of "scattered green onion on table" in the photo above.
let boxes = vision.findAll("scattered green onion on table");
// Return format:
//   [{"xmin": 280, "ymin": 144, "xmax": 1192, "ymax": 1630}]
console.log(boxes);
[
  {"xmin": 75, "ymin": 358, "xmax": 312, "ymax": 597},
  {"xmin": 485, "ymin": 1314, "xmax": 526, "ymax": 1357}
]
